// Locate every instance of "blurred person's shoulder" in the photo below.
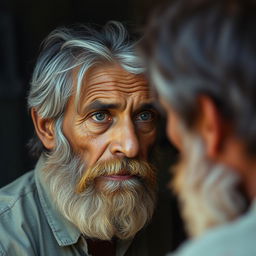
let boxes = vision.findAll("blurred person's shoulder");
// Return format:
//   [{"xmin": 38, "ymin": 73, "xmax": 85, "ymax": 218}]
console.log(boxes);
[{"xmin": 168, "ymin": 202, "xmax": 256, "ymax": 256}]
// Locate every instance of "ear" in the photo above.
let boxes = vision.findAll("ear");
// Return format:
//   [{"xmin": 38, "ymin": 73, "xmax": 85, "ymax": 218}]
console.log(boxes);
[
  {"xmin": 196, "ymin": 95, "xmax": 224, "ymax": 159},
  {"xmin": 31, "ymin": 108, "xmax": 55, "ymax": 150}
]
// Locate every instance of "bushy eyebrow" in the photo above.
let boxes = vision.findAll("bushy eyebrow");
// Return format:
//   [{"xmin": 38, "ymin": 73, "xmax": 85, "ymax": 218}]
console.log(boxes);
[
  {"xmin": 136, "ymin": 103, "xmax": 157, "ymax": 111},
  {"xmin": 82, "ymin": 100, "xmax": 158, "ymax": 114},
  {"xmin": 82, "ymin": 100, "xmax": 121, "ymax": 113}
]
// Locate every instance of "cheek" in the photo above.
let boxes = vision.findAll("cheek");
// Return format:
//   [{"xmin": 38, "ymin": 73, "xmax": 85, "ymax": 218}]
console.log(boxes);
[
  {"xmin": 83, "ymin": 133, "xmax": 114, "ymax": 165},
  {"xmin": 63, "ymin": 124, "xmax": 98, "ymax": 164}
]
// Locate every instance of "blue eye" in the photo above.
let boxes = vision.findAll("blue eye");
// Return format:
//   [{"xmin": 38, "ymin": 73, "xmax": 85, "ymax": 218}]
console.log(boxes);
[
  {"xmin": 137, "ymin": 111, "xmax": 153, "ymax": 121},
  {"xmin": 91, "ymin": 112, "xmax": 109, "ymax": 122}
]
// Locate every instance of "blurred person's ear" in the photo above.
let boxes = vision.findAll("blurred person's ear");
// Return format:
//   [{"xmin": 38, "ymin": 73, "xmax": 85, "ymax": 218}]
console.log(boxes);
[
  {"xmin": 31, "ymin": 108, "xmax": 55, "ymax": 150},
  {"xmin": 196, "ymin": 95, "xmax": 225, "ymax": 159}
]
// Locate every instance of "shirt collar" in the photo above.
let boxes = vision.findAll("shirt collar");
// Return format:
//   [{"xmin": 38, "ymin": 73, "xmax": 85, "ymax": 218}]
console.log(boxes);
[{"xmin": 34, "ymin": 155, "xmax": 134, "ymax": 255}]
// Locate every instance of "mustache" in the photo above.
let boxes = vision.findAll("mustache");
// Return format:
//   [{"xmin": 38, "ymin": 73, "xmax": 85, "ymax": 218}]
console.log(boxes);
[{"xmin": 76, "ymin": 158, "xmax": 156, "ymax": 193}]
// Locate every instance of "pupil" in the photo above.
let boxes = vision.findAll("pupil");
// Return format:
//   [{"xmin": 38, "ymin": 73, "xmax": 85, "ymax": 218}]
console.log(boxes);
[
  {"xmin": 141, "ymin": 112, "xmax": 150, "ymax": 120},
  {"xmin": 96, "ymin": 113, "xmax": 105, "ymax": 120}
]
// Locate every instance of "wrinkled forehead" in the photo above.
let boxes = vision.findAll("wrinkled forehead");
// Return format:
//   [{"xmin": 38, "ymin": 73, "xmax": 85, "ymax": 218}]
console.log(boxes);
[{"xmin": 76, "ymin": 64, "xmax": 152, "ymax": 108}]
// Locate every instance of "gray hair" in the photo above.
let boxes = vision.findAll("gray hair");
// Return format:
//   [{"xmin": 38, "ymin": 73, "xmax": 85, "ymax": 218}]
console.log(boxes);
[
  {"xmin": 28, "ymin": 21, "xmax": 145, "ymax": 156},
  {"xmin": 143, "ymin": 0, "xmax": 256, "ymax": 155}
]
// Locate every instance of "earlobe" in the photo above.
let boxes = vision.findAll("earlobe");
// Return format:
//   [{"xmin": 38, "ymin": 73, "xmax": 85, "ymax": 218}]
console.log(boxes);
[
  {"xmin": 31, "ymin": 108, "xmax": 55, "ymax": 150},
  {"xmin": 196, "ymin": 96, "xmax": 223, "ymax": 159}
]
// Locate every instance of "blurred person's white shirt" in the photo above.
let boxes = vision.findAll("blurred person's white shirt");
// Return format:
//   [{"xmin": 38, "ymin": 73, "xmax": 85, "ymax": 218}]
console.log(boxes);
[{"xmin": 169, "ymin": 201, "xmax": 256, "ymax": 256}]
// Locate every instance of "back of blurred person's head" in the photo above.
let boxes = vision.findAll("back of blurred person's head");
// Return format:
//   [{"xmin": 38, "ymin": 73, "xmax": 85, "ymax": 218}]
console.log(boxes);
[{"xmin": 142, "ymin": 0, "xmax": 256, "ymax": 238}]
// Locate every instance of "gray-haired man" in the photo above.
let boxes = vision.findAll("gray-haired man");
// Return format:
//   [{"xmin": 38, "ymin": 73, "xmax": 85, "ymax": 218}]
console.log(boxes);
[{"xmin": 0, "ymin": 21, "xmax": 163, "ymax": 256}]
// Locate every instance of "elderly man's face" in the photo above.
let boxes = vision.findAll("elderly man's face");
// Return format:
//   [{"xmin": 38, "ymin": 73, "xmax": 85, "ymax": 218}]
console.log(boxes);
[
  {"xmin": 63, "ymin": 64, "xmax": 157, "ymax": 186},
  {"xmin": 41, "ymin": 64, "xmax": 157, "ymax": 240}
]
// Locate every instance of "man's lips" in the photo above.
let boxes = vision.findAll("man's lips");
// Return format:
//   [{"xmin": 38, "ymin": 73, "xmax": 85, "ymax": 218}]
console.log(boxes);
[{"xmin": 99, "ymin": 174, "xmax": 135, "ymax": 181}]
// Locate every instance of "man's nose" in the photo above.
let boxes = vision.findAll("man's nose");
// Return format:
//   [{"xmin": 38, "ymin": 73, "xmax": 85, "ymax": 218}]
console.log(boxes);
[{"xmin": 109, "ymin": 120, "xmax": 140, "ymax": 158}]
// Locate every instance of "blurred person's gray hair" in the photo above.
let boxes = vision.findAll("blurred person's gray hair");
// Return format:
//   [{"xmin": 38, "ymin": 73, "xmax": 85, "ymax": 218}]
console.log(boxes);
[{"xmin": 142, "ymin": 0, "xmax": 256, "ymax": 155}]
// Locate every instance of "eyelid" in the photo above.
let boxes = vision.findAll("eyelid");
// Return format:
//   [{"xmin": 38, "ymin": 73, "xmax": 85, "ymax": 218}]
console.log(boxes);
[{"xmin": 89, "ymin": 109, "xmax": 109, "ymax": 117}]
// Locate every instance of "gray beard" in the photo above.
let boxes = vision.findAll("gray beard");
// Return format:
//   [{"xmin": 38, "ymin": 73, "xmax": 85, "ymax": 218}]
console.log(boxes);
[
  {"xmin": 41, "ymin": 147, "xmax": 156, "ymax": 240},
  {"xmin": 172, "ymin": 133, "xmax": 247, "ymax": 238}
]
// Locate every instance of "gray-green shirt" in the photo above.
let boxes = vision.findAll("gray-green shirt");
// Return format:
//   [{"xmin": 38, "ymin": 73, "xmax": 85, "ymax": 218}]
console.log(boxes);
[
  {"xmin": 168, "ymin": 201, "xmax": 256, "ymax": 256},
  {"xmin": 0, "ymin": 159, "xmax": 150, "ymax": 256}
]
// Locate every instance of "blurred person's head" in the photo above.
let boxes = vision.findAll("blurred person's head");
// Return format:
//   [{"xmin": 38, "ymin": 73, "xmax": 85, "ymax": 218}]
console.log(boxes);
[
  {"xmin": 142, "ymin": 0, "xmax": 256, "ymax": 238},
  {"xmin": 28, "ymin": 21, "xmax": 158, "ymax": 240}
]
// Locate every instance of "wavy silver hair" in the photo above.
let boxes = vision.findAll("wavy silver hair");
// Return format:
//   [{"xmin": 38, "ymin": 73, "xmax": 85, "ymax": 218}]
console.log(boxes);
[{"xmin": 27, "ymin": 21, "xmax": 144, "ymax": 156}]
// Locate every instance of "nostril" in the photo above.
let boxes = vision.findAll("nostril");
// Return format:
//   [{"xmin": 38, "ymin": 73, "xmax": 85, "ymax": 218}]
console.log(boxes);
[{"xmin": 114, "ymin": 150, "xmax": 126, "ymax": 157}]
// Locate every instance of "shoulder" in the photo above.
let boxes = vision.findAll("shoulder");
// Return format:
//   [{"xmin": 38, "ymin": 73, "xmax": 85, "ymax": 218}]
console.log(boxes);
[
  {"xmin": 171, "ymin": 210, "xmax": 256, "ymax": 256},
  {"xmin": 0, "ymin": 171, "xmax": 37, "ymax": 216},
  {"xmin": 0, "ymin": 171, "xmax": 42, "ymax": 255}
]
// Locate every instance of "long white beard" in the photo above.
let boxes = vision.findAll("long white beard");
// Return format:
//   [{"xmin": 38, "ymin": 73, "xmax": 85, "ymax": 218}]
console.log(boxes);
[
  {"xmin": 172, "ymin": 132, "xmax": 247, "ymax": 238},
  {"xmin": 41, "ymin": 151, "xmax": 156, "ymax": 240}
]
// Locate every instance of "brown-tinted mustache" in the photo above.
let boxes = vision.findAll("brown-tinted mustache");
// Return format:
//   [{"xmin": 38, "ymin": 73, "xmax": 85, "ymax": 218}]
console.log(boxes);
[{"xmin": 76, "ymin": 158, "xmax": 156, "ymax": 193}]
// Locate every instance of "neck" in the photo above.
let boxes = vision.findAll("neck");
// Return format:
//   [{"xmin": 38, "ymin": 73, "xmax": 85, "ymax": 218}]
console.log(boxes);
[
  {"xmin": 219, "ymin": 137, "xmax": 256, "ymax": 204},
  {"xmin": 236, "ymin": 155, "xmax": 256, "ymax": 203},
  {"xmin": 243, "ymin": 168, "xmax": 256, "ymax": 202}
]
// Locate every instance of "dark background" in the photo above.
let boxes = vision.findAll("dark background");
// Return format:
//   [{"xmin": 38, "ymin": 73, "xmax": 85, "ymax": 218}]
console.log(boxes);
[{"xmin": 0, "ymin": 0, "xmax": 186, "ymax": 252}]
